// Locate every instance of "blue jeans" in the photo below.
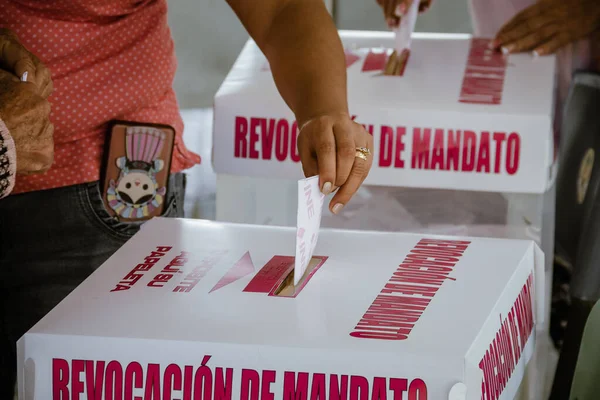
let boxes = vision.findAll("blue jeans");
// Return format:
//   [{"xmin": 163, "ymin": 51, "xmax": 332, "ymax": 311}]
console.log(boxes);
[{"xmin": 0, "ymin": 173, "xmax": 186, "ymax": 396}]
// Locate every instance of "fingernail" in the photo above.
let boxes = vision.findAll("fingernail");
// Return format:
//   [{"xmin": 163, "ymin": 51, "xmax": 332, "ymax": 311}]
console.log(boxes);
[
  {"xmin": 322, "ymin": 182, "xmax": 333, "ymax": 195},
  {"xmin": 21, "ymin": 71, "xmax": 28, "ymax": 82},
  {"xmin": 399, "ymin": 2, "xmax": 407, "ymax": 15},
  {"xmin": 532, "ymin": 50, "xmax": 539, "ymax": 57},
  {"xmin": 501, "ymin": 46, "xmax": 510, "ymax": 55},
  {"xmin": 332, "ymin": 203, "xmax": 344, "ymax": 214},
  {"xmin": 395, "ymin": 3, "xmax": 406, "ymax": 16}
]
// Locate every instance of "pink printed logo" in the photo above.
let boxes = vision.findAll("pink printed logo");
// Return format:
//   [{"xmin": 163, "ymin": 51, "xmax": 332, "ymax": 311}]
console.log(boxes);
[
  {"xmin": 297, "ymin": 227, "xmax": 305, "ymax": 239},
  {"xmin": 210, "ymin": 251, "xmax": 255, "ymax": 293},
  {"xmin": 361, "ymin": 49, "xmax": 388, "ymax": 72},
  {"xmin": 459, "ymin": 38, "xmax": 508, "ymax": 105},
  {"xmin": 345, "ymin": 50, "xmax": 361, "ymax": 68}
]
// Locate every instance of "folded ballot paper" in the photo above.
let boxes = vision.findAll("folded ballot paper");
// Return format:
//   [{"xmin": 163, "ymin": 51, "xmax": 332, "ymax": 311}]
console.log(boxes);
[{"xmin": 234, "ymin": 175, "xmax": 325, "ymax": 298}]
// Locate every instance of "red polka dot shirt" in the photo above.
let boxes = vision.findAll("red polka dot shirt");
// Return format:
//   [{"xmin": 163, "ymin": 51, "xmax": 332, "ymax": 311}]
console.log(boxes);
[{"xmin": 0, "ymin": 0, "xmax": 201, "ymax": 195}]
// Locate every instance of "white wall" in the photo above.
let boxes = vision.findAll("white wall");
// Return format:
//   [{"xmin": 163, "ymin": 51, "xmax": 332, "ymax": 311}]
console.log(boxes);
[
  {"xmin": 168, "ymin": 0, "xmax": 473, "ymax": 109},
  {"xmin": 168, "ymin": 0, "xmax": 249, "ymax": 109},
  {"xmin": 335, "ymin": 0, "xmax": 472, "ymax": 33}
]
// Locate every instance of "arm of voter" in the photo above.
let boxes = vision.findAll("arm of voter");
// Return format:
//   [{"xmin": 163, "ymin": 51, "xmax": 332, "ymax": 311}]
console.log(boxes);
[{"xmin": 225, "ymin": 0, "xmax": 373, "ymax": 213}]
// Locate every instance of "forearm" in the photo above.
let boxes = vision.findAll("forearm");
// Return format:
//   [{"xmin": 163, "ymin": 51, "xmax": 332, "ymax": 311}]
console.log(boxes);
[
  {"xmin": 259, "ymin": 1, "xmax": 348, "ymax": 126},
  {"xmin": 0, "ymin": 118, "xmax": 16, "ymax": 199}
]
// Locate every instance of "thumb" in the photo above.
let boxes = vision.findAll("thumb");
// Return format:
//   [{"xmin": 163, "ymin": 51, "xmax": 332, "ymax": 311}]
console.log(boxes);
[{"xmin": 0, "ymin": 37, "xmax": 37, "ymax": 84}]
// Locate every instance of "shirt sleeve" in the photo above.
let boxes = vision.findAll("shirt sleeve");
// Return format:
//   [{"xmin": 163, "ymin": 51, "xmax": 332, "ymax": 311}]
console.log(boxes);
[{"xmin": 0, "ymin": 118, "xmax": 16, "ymax": 199}]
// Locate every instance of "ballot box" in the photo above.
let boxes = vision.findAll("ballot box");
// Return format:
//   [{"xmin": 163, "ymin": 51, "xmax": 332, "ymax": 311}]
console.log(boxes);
[
  {"xmin": 212, "ymin": 31, "xmax": 556, "ymax": 237},
  {"xmin": 19, "ymin": 218, "xmax": 544, "ymax": 400},
  {"xmin": 212, "ymin": 31, "xmax": 558, "ymax": 389}
]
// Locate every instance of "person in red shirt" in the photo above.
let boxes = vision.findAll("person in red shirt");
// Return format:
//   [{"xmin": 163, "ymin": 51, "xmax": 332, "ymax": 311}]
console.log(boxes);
[{"xmin": 0, "ymin": 0, "xmax": 373, "ymax": 395}]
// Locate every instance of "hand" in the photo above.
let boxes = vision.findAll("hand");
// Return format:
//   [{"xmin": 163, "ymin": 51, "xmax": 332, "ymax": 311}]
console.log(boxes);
[
  {"xmin": 297, "ymin": 113, "xmax": 374, "ymax": 214},
  {"xmin": 375, "ymin": 0, "xmax": 433, "ymax": 28},
  {"xmin": 492, "ymin": 0, "xmax": 600, "ymax": 56},
  {"xmin": 0, "ymin": 28, "xmax": 53, "ymax": 98},
  {"xmin": 0, "ymin": 69, "xmax": 54, "ymax": 174}
]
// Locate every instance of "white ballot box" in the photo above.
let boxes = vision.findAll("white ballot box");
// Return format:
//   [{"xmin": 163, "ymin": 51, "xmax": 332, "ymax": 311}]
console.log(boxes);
[
  {"xmin": 19, "ymin": 218, "xmax": 543, "ymax": 400},
  {"xmin": 212, "ymin": 31, "xmax": 557, "ymax": 242},
  {"xmin": 212, "ymin": 31, "xmax": 557, "ymax": 364}
]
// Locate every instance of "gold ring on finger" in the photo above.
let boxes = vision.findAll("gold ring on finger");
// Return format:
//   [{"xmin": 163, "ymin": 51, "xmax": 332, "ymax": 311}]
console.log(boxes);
[
  {"xmin": 355, "ymin": 147, "xmax": 371, "ymax": 161},
  {"xmin": 355, "ymin": 151, "xmax": 368, "ymax": 161}
]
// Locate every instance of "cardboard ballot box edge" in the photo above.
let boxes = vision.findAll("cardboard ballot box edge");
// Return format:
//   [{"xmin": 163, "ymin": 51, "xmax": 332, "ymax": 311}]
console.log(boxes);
[{"xmin": 464, "ymin": 240, "xmax": 544, "ymax": 399}]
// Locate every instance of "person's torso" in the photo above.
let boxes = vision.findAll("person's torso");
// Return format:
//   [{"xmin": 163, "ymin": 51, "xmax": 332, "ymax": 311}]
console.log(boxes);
[
  {"xmin": 0, "ymin": 0, "xmax": 200, "ymax": 193},
  {"xmin": 2, "ymin": 0, "xmax": 179, "ymax": 145}
]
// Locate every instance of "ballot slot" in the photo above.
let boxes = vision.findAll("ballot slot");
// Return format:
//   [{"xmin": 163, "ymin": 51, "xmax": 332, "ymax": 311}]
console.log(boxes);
[
  {"xmin": 383, "ymin": 48, "xmax": 410, "ymax": 76},
  {"xmin": 270, "ymin": 256, "xmax": 328, "ymax": 298}
]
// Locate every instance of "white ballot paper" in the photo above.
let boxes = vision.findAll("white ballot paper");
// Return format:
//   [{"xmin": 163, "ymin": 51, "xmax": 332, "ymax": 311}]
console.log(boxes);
[
  {"xmin": 294, "ymin": 176, "xmax": 325, "ymax": 285},
  {"xmin": 393, "ymin": 0, "xmax": 419, "ymax": 53}
]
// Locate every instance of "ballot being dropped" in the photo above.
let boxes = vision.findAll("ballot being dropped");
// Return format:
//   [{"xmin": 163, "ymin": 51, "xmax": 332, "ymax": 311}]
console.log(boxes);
[
  {"xmin": 385, "ymin": 0, "xmax": 419, "ymax": 75},
  {"xmin": 270, "ymin": 175, "xmax": 325, "ymax": 297},
  {"xmin": 293, "ymin": 176, "xmax": 325, "ymax": 286}
]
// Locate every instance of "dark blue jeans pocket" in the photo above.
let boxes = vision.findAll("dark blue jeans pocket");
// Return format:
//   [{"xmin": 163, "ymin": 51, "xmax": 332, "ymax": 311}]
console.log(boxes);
[{"xmin": 78, "ymin": 173, "xmax": 186, "ymax": 242}]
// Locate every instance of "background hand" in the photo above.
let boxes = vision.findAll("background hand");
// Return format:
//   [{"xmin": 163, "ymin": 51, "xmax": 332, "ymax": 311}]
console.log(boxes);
[
  {"xmin": 297, "ymin": 113, "xmax": 373, "ymax": 214},
  {"xmin": 493, "ymin": 0, "xmax": 600, "ymax": 56},
  {"xmin": 0, "ymin": 69, "xmax": 54, "ymax": 174}
]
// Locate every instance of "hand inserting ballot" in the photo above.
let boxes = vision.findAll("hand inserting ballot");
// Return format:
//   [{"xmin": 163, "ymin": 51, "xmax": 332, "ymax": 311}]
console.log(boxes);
[{"xmin": 297, "ymin": 113, "xmax": 373, "ymax": 215}]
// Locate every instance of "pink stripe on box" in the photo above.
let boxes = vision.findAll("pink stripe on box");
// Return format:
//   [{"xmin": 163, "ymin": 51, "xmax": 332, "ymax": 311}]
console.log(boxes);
[
  {"xmin": 269, "ymin": 256, "xmax": 328, "ymax": 298},
  {"xmin": 362, "ymin": 50, "xmax": 389, "ymax": 72},
  {"xmin": 210, "ymin": 251, "xmax": 255, "ymax": 293},
  {"xmin": 345, "ymin": 51, "xmax": 361, "ymax": 68},
  {"xmin": 458, "ymin": 38, "xmax": 508, "ymax": 105},
  {"xmin": 243, "ymin": 256, "xmax": 295, "ymax": 293}
]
